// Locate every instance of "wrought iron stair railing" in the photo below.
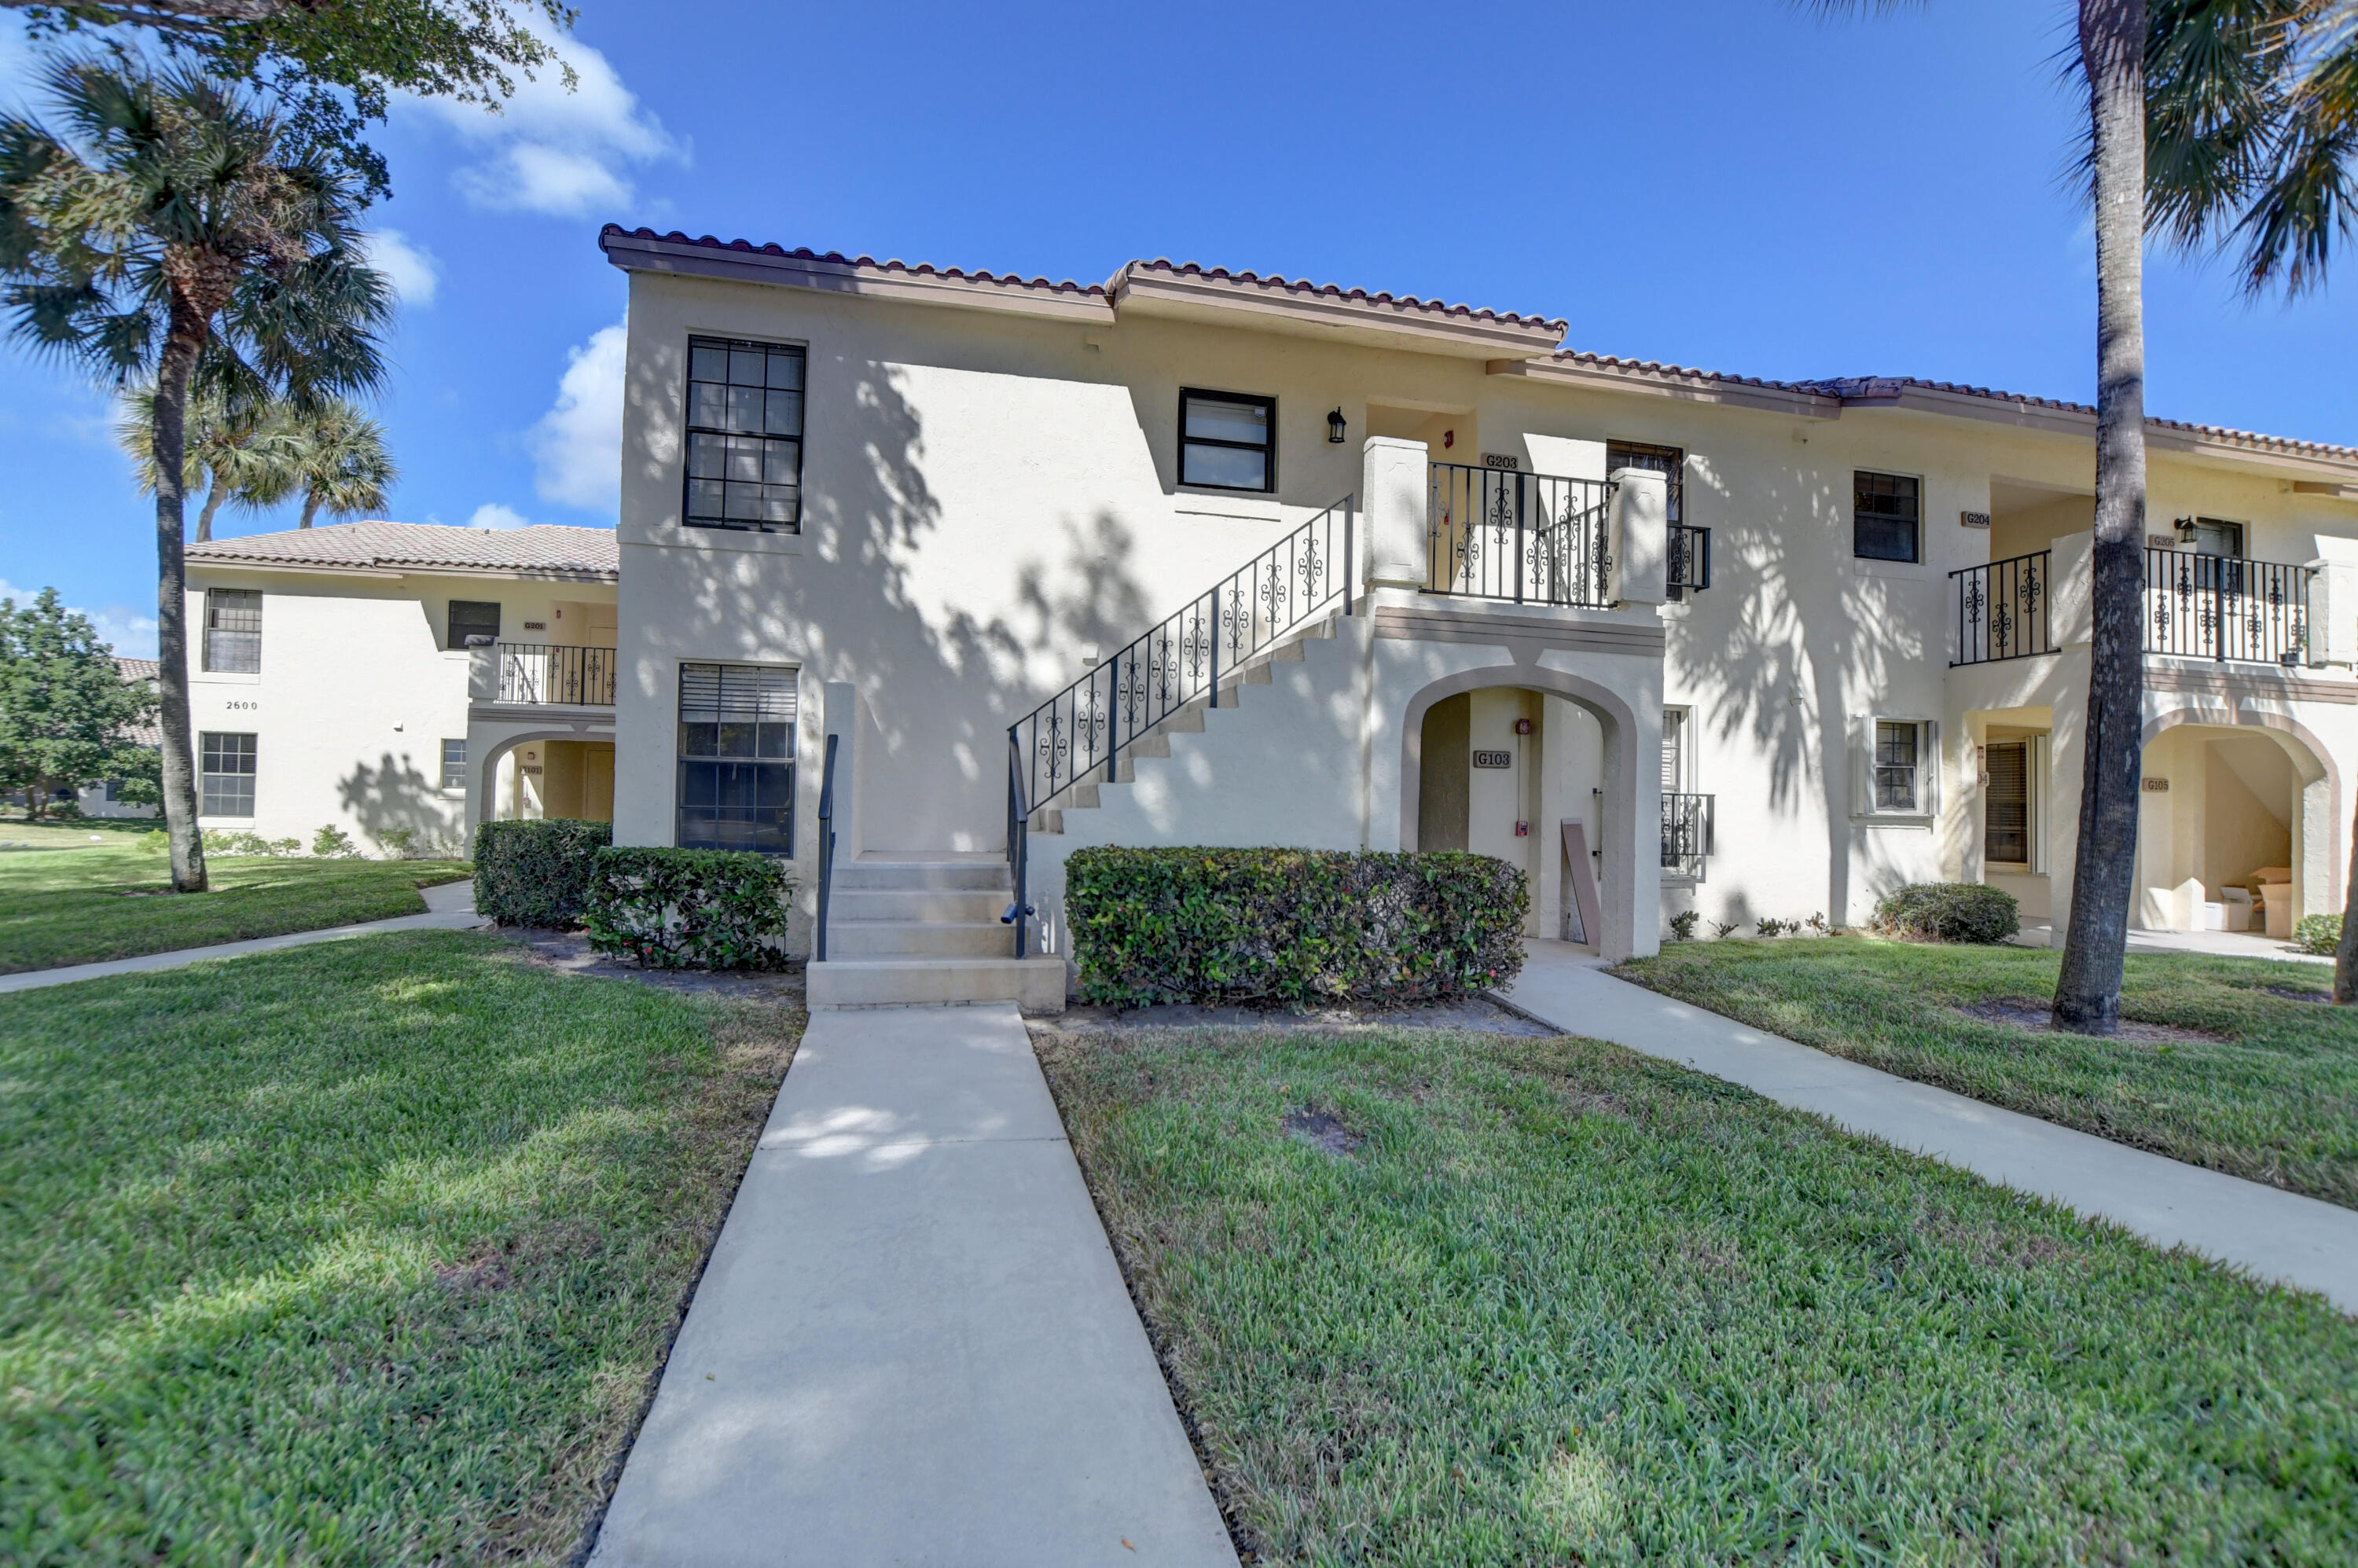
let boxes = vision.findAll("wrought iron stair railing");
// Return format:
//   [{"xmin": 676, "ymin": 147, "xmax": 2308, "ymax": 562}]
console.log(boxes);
[{"xmin": 1003, "ymin": 494, "xmax": 1355, "ymax": 956}]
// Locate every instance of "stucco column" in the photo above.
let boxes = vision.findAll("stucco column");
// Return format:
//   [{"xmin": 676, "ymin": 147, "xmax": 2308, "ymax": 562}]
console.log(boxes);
[
  {"xmin": 1362, "ymin": 436, "xmax": 1429, "ymax": 591},
  {"xmin": 2310, "ymin": 557, "xmax": 2357, "ymax": 666},
  {"xmin": 1607, "ymin": 468, "xmax": 1668, "ymax": 607}
]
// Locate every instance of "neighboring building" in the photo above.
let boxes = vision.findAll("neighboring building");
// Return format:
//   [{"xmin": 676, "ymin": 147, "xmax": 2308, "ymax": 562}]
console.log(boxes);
[
  {"xmin": 74, "ymin": 656, "xmax": 163, "ymax": 818},
  {"xmin": 588, "ymin": 225, "xmax": 2355, "ymax": 1006},
  {"xmin": 182, "ymin": 522, "xmax": 619, "ymax": 851}
]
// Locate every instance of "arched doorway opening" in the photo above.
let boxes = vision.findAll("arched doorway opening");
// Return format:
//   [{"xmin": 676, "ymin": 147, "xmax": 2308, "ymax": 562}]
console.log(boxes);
[
  {"xmin": 1400, "ymin": 668, "xmax": 1655, "ymax": 960},
  {"xmin": 2134, "ymin": 714, "xmax": 2335, "ymax": 939},
  {"xmin": 468, "ymin": 727, "xmax": 617, "ymax": 838}
]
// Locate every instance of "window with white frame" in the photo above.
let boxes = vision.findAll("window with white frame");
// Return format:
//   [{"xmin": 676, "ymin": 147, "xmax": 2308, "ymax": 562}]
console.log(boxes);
[
  {"xmin": 677, "ymin": 662, "xmax": 796, "ymax": 854},
  {"xmin": 441, "ymin": 738, "xmax": 467, "ymax": 791},
  {"xmin": 1856, "ymin": 716, "xmax": 1938, "ymax": 817},
  {"xmin": 200, "ymin": 731, "xmax": 256, "ymax": 815},
  {"xmin": 203, "ymin": 589, "xmax": 262, "ymax": 673},
  {"xmin": 1662, "ymin": 707, "xmax": 1691, "ymax": 792}
]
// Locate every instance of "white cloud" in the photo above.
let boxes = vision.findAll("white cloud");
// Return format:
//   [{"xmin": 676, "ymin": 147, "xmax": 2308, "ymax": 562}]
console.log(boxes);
[
  {"xmin": 362, "ymin": 228, "xmax": 439, "ymax": 307},
  {"xmin": 468, "ymin": 502, "xmax": 534, "ymax": 531},
  {"xmin": 0, "ymin": 578, "xmax": 158, "ymax": 659},
  {"xmin": 529, "ymin": 318, "xmax": 626, "ymax": 515},
  {"xmin": 413, "ymin": 32, "xmax": 685, "ymax": 218}
]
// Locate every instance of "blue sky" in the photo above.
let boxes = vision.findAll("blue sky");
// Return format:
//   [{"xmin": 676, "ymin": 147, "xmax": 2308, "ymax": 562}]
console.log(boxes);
[{"xmin": 2, "ymin": 0, "xmax": 2350, "ymax": 656}]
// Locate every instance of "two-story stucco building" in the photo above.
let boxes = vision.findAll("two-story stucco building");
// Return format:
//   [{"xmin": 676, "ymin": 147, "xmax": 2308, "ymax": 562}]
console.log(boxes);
[
  {"xmin": 182, "ymin": 522, "xmax": 620, "ymax": 852},
  {"xmin": 582, "ymin": 224, "xmax": 2356, "ymax": 1009}
]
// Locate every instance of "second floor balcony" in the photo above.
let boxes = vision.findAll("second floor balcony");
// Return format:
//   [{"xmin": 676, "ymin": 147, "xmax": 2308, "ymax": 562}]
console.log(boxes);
[
  {"xmin": 474, "ymin": 642, "xmax": 618, "ymax": 707},
  {"xmin": 1950, "ymin": 542, "xmax": 2322, "ymax": 670},
  {"xmin": 1422, "ymin": 461, "xmax": 1711, "ymax": 608}
]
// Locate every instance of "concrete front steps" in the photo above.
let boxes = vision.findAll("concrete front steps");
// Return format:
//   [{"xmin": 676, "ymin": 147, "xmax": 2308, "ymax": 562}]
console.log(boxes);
[{"xmin": 806, "ymin": 853, "xmax": 1066, "ymax": 1012}]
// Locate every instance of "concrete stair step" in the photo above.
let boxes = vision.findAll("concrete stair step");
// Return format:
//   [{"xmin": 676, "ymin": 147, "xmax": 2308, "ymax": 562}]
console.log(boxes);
[
  {"xmin": 825, "ymin": 920, "xmax": 1015, "ymax": 959},
  {"xmin": 807, "ymin": 956, "xmax": 1068, "ymax": 1012},
  {"xmin": 829, "ymin": 887, "xmax": 1008, "ymax": 923},
  {"xmin": 832, "ymin": 859, "xmax": 1011, "ymax": 891}
]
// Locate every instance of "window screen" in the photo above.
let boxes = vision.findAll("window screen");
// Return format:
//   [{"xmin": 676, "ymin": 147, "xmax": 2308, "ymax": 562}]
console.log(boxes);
[
  {"xmin": 1874, "ymin": 721, "xmax": 1920, "ymax": 812},
  {"xmin": 685, "ymin": 336, "xmax": 806, "ymax": 531},
  {"xmin": 677, "ymin": 663, "xmax": 796, "ymax": 854},
  {"xmin": 200, "ymin": 731, "xmax": 257, "ymax": 816},
  {"xmin": 1179, "ymin": 389, "xmax": 1274, "ymax": 492},
  {"xmin": 1854, "ymin": 472, "xmax": 1921, "ymax": 564},
  {"xmin": 448, "ymin": 600, "xmax": 501, "ymax": 648},
  {"xmin": 203, "ymin": 589, "xmax": 262, "ymax": 673}
]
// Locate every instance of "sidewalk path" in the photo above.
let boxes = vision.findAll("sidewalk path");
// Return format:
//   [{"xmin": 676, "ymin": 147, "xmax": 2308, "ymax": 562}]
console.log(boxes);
[
  {"xmin": 0, "ymin": 878, "xmax": 482, "ymax": 996},
  {"xmin": 1500, "ymin": 941, "xmax": 2358, "ymax": 1315},
  {"xmin": 589, "ymin": 1003, "xmax": 1235, "ymax": 1568}
]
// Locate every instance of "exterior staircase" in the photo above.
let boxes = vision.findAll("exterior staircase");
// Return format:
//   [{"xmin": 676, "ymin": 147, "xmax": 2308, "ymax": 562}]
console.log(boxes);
[{"xmin": 805, "ymin": 853, "xmax": 1067, "ymax": 1012}]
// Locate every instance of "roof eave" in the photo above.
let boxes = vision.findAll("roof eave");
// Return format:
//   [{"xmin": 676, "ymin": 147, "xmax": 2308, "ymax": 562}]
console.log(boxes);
[
  {"xmin": 602, "ymin": 230, "xmax": 1117, "ymax": 325},
  {"xmin": 1491, "ymin": 356, "xmax": 1842, "ymax": 419},
  {"xmin": 1114, "ymin": 268, "xmax": 1563, "ymax": 361}
]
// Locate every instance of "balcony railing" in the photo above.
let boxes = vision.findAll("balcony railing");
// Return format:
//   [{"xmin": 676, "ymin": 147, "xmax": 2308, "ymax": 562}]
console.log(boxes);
[
  {"xmin": 1950, "ymin": 550, "xmax": 2051, "ymax": 666},
  {"xmin": 1668, "ymin": 523, "xmax": 1712, "ymax": 595},
  {"xmin": 2143, "ymin": 547, "xmax": 2313, "ymax": 665},
  {"xmin": 1662, "ymin": 791, "xmax": 1715, "ymax": 881},
  {"xmin": 1427, "ymin": 462, "xmax": 1614, "ymax": 608},
  {"xmin": 494, "ymin": 643, "xmax": 617, "ymax": 706}
]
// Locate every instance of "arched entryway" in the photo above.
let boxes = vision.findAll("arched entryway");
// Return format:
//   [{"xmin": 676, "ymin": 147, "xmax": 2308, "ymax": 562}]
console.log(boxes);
[
  {"xmin": 1399, "ymin": 666, "xmax": 1656, "ymax": 961},
  {"xmin": 2135, "ymin": 710, "xmax": 2338, "ymax": 938},
  {"xmin": 468, "ymin": 725, "xmax": 617, "ymax": 838}
]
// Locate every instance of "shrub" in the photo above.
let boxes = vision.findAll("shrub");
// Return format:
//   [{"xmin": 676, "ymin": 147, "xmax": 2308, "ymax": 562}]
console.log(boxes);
[
  {"xmin": 472, "ymin": 818, "xmax": 613, "ymax": 927},
  {"xmin": 583, "ymin": 847, "xmax": 797, "ymax": 969},
  {"xmin": 2294, "ymin": 913, "xmax": 2345, "ymax": 957},
  {"xmin": 1668, "ymin": 910, "xmax": 1699, "ymax": 942},
  {"xmin": 1064, "ymin": 846, "xmax": 1526, "ymax": 1008},
  {"xmin": 201, "ymin": 828, "xmax": 296, "ymax": 857},
  {"xmin": 1871, "ymin": 882, "xmax": 2020, "ymax": 945},
  {"xmin": 311, "ymin": 824, "xmax": 358, "ymax": 858}
]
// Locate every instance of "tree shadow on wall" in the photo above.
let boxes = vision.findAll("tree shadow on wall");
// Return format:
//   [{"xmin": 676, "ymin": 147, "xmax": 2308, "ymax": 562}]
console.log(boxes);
[{"xmin": 340, "ymin": 752, "xmax": 464, "ymax": 857}]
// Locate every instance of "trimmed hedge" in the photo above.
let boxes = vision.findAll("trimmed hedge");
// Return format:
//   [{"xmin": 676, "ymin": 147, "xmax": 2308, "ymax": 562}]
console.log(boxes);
[
  {"xmin": 1065, "ymin": 846, "xmax": 1527, "ymax": 1008},
  {"xmin": 1871, "ymin": 882, "xmax": 2020, "ymax": 945},
  {"xmin": 472, "ymin": 818, "xmax": 613, "ymax": 927},
  {"xmin": 583, "ymin": 847, "xmax": 797, "ymax": 969}
]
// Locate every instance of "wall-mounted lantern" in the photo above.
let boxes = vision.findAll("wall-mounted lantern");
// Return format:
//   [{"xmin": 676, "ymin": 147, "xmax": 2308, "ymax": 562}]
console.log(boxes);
[{"xmin": 1326, "ymin": 407, "xmax": 1347, "ymax": 444}]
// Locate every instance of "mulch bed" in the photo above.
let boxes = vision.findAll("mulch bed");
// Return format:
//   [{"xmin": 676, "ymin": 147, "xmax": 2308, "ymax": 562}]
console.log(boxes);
[{"xmin": 490, "ymin": 925, "xmax": 805, "ymax": 1001}]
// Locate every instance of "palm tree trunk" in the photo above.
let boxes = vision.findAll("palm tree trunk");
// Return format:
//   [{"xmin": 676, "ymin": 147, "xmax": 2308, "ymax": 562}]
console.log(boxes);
[
  {"xmin": 2053, "ymin": 0, "xmax": 2148, "ymax": 1033},
  {"xmin": 194, "ymin": 481, "xmax": 223, "ymax": 544},
  {"xmin": 152, "ymin": 303, "xmax": 211, "ymax": 894},
  {"xmin": 299, "ymin": 490, "xmax": 321, "ymax": 528}
]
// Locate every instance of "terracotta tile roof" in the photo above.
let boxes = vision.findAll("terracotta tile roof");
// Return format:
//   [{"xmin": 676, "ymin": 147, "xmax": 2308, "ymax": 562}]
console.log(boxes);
[
  {"xmin": 1549, "ymin": 353, "xmax": 2358, "ymax": 465},
  {"xmin": 1114, "ymin": 258, "xmax": 1567, "ymax": 335},
  {"xmin": 113, "ymin": 657, "xmax": 160, "ymax": 747},
  {"xmin": 186, "ymin": 520, "xmax": 619, "ymax": 577},
  {"xmin": 599, "ymin": 225, "xmax": 1112, "ymax": 302},
  {"xmin": 114, "ymin": 656, "xmax": 158, "ymax": 682}
]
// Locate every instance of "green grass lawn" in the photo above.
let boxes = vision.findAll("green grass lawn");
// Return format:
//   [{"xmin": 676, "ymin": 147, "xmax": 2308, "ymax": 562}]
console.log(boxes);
[
  {"xmin": 0, "ymin": 834, "xmax": 471, "ymax": 974},
  {"xmin": 1618, "ymin": 937, "xmax": 2356, "ymax": 1209},
  {"xmin": 1, "ymin": 931, "xmax": 802, "ymax": 1566},
  {"xmin": 1037, "ymin": 1022, "xmax": 2358, "ymax": 1566}
]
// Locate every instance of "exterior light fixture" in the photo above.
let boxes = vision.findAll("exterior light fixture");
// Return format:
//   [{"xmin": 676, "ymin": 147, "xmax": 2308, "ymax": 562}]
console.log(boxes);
[{"xmin": 1326, "ymin": 407, "xmax": 1347, "ymax": 443}]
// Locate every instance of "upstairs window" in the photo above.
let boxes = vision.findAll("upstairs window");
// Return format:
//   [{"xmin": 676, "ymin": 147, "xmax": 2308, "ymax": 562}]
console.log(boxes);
[
  {"xmin": 448, "ymin": 600, "xmax": 501, "ymax": 648},
  {"xmin": 202, "ymin": 589, "xmax": 261, "ymax": 673},
  {"xmin": 200, "ymin": 731, "xmax": 256, "ymax": 816},
  {"xmin": 1854, "ymin": 472, "xmax": 1921, "ymax": 563},
  {"xmin": 1179, "ymin": 389, "xmax": 1275, "ymax": 492},
  {"xmin": 677, "ymin": 662, "xmax": 796, "ymax": 854},
  {"xmin": 685, "ymin": 336, "xmax": 806, "ymax": 531},
  {"xmin": 1607, "ymin": 439, "xmax": 1684, "ymax": 526}
]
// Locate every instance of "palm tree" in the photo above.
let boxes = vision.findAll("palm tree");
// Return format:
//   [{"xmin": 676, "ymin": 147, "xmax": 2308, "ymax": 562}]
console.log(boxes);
[
  {"xmin": 289, "ymin": 397, "xmax": 397, "ymax": 528},
  {"xmin": 118, "ymin": 384, "xmax": 305, "ymax": 542},
  {"xmin": 0, "ymin": 59, "xmax": 387, "ymax": 892}
]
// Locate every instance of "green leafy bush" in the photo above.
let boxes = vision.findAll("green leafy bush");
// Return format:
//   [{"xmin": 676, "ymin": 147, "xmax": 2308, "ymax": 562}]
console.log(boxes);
[
  {"xmin": 472, "ymin": 818, "xmax": 613, "ymax": 927},
  {"xmin": 1064, "ymin": 846, "xmax": 1526, "ymax": 1008},
  {"xmin": 311, "ymin": 824, "xmax": 358, "ymax": 857},
  {"xmin": 1871, "ymin": 882, "xmax": 2020, "ymax": 945},
  {"xmin": 2294, "ymin": 913, "xmax": 2345, "ymax": 957},
  {"xmin": 1668, "ymin": 910, "xmax": 1699, "ymax": 942},
  {"xmin": 201, "ymin": 828, "xmax": 299, "ymax": 857},
  {"xmin": 582, "ymin": 847, "xmax": 797, "ymax": 969}
]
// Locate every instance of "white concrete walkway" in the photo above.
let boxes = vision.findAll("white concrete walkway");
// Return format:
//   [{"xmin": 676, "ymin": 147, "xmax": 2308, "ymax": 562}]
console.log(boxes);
[
  {"xmin": 2013, "ymin": 921, "xmax": 2329, "ymax": 965},
  {"xmin": 590, "ymin": 1003, "xmax": 1235, "ymax": 1568},
  {"xmin": 1500, "ymin": 941, "xmax": 2358, "ymax": 1315},
  {"xmin": 0, "ymin": 879, "xmax": 483, "ymax": 995}
]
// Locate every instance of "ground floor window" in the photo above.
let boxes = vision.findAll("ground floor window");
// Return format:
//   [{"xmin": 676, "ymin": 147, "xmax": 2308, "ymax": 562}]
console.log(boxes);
[
  {"xmin": 677, "ymin": 662, "xmax": 795, "ymax": 854},
  {"xmin": 1984, "ymin": 740, "xmax": 2029, "ymax": 864},
  {"xmin": 441, "ymin": 738, "xmax": 467, "ymax": 791},
  {"xmin": 1874, "ymin": 721, "xmax": 1921, "ymax": 812},
  {"xmin": 200, "ymin": 731, "xmax": 257, "ymax": 816}
]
